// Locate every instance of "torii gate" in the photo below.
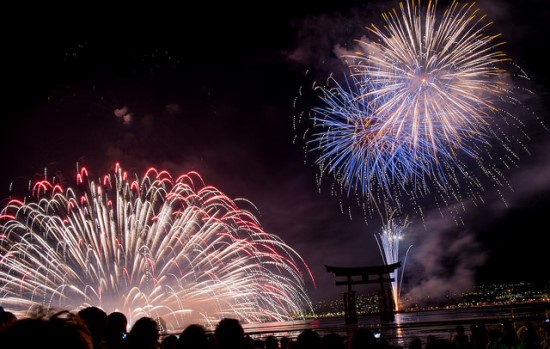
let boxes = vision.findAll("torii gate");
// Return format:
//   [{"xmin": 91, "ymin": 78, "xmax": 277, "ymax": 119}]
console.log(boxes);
[{"xmin": 325, "ymin": 262, "xmax": 401, "ymax": 324}]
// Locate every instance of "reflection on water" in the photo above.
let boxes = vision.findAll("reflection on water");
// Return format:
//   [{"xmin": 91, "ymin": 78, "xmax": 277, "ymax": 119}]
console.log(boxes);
[{"xmin": 237, "ymin": 303, "xmax": 550, "ymax": 347}]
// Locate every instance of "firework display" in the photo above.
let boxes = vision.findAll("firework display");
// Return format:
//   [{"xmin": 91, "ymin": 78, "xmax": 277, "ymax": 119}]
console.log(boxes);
[
  {"xmin": 300, "ymin": 0, "xmax": 537, "ymax": 218},
  {"xmin": 1, "ymin": 0, "xmax": 546, "ymax": 333},
  {"xmin": 0, "ymin": 164, "xmax": 315, "ymax": 329},
  {"xmin": 297, "ymin": 0, "xmax": 546, "ymax": 311},
  {"xmin": 309, "ymin": 72, "xmax": 459, "ymax": 200},
  {"xmin": 347, "ymin": 0, "xmax": 509, "ymax": 157}
]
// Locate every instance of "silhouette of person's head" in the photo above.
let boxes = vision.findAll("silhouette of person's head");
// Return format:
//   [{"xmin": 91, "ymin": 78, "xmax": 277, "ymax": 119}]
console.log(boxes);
[
  {"xmin": 408, "ymin": 337, "xmax": 422, "ymax": 349},
  {"xmin": 215, "ymin": 318, "xmax": 244, "ymax": 349},
  {"xmin": 280, "ymin": 336, "xmax": 290, "ymax": 349},
  {"xmin": 452, "ymin": 325, "xmax": 469, "ymax": 348},
  {"xmin": 176, "ymin": 323, "xmax": 209, "ymax": 349},
  {"xmin": 543, "ymin": 318, "xmax": 550, "ymax": 335},
  {"xmin": 470, "ymin": 323, "xmax": 487, "ymax": 349},
  {"xmin": 0, "ymin": 306, "xmax": 17, "ymax": 331},
  {"xmin": 161, "ymin": 334, "xmax": 178, "ymax": 349},
  {"xmin": 78, "ymin": 306, "xmax": 108, "ymax": 348},
  {"xmin": 500, "ymin": 319, "xmax": 520, "ymax": 346},
  {"xmin": 128, "ymin": 316, "xmax": 160, "ymax": 349},
  {"xmin": 296, "ymin": 329, "xmax": 322, "ymax": 349},
  {"xmin": 426, "ymin": 339, "xmax": 455, "ymax": 349},
  {"xmin": 322, "ymin": 332, "xmax": 345, "ymax": 349},
  {"xmin": 517, "ymin": 321, "xmax": 541, "ymax": 345},
  {"xmin": 0, "ymin": 310, "xmax": 93, "ymax": 349},
  {"xmin": 348, "ymin": 328, "xmax": 376, "ymax": 349},
  {"xmin": 265, "ymin": 335, "xmax": 280, "ymax": 349},
  {"xmin": 106, "ymin": 311, "xmax": 129, "ymax": 348},
  {"xmin": 252, "ymin": 338, "xmax": 265, "ymax": 349}
]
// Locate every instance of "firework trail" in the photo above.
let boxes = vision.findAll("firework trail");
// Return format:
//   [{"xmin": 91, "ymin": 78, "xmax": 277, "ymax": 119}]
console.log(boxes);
[
  {"xmin": 0, "ymin": 163, "xmax": 315, "ymax": 330},
  {"xmin": 296, "ymin": 0, "xmax": 541, "ymax": 221},
  {"xmin": 374, "ymin": 210, "xmax": 411, "ymax": 311}
]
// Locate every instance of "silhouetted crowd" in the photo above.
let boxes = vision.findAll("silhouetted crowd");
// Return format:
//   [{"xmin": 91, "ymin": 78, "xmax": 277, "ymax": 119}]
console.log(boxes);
[{"xmin": 1, "ymin": 306, "xmax": 549, "ymax": 349}]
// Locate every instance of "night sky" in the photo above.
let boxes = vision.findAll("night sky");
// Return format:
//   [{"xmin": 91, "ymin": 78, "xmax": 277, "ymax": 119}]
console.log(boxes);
[{"xmin": 2, "ymin": 1, "xmax": 550, "ymax": 305}]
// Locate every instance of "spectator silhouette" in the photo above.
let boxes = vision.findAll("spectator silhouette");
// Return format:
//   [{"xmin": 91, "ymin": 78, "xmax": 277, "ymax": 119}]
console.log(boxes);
[
  {"xmin": 0, "ymin": 306, "xmax": 17, "ymax": 331},
  {"xmin": 265, "ymin": 335, "xmax": 280, "ymax": 349},
  {"xmin": 244, "ymin": 335, "xmax": 254, "ymax": 349},
  {"xmin": 79, "ymin": 306, "xmax": 108, "ymax": 349},
  {"xmin": 486, "ymin": 328, "xmax": 504, "ymax": 349},
  {"xmin": 176, "ymin": 323, "xmax": 210, "ymax": 349},
  {"xmin": 408, "ymin": 337, "xmax": 422, "ymax": 349},
  {"xmin": 252, "ymin": 338, "xmax": 265, "ymax": 349},
  {"xmin": 348, "ymin": 328, "xmax": 377, "ymax": 349},
  {"xmin": 161, "ymin": 334, "xmax": 178, "ymax": 349},
  {"xmin": 501, "ymin": 320, "xmax": 521, "ymax": 349},
  {"xmin": 517, "ymin": 322, "xmax": 542, "ymax": 349},
  {"xmin": 541, "ymin": 318, "xmax": 550, "ymax": 349},
  {"xmin": 128, "ymin": 316, "xmax": 160, "ymax": 349},
  {"xmin": 280, "ymin": 336, "xmax": 290, "ymax": 349},
  {"xmin": 322, "ymin": 333, "xmax": 345, "ymax": 349},
  {"xmin": 106, "ymin": 311, "xmax": 129, "ymax": 349},
  {"xmin": 469, "ymin": 323, "xmax": 487, "ymax": 349},
  {"xmin": 427, "ymin": 338, "xmax": 455, "ymax": 349},
  {"xmin": 214, "ymin": 318, "xmax": 245, "ymax": 349},
  {"xmin": 0, "ymin": 309, "xmax": 93, "ymax": 349},
  {"xmin": 296, "ymin": 329, "xmax": 321, "ymax": 349},
  {"xmin": 451, "ymin": 325, "xmax": 471, "ymax": 349}
]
